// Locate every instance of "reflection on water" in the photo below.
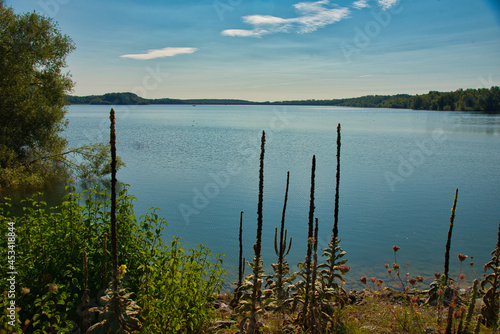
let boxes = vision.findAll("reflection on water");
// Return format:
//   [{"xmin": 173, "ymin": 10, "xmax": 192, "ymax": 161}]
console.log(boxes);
[
  {"xmin": 0, "ymin": 181, "xmax": 69, "ymax": 216},
  {"xmin": 438, "ymin": 111, "xmax": 500, "ymax": 135},
  {"xmin": 4, "ymin": 105, "xmax": 500, "ymax": 287}
]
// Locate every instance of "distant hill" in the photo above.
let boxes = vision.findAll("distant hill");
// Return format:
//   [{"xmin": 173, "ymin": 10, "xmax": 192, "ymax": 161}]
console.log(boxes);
[
  {"xmin": 67, "ymin": 92, "xmax": 150, "ymax": 105},
  {"xmin": 66, "ymin": 86, "xmax": 500, "ymax": 112},
  {"xmin": 66, "ymin": 93, "xmax": 257, "ymax": 106}
]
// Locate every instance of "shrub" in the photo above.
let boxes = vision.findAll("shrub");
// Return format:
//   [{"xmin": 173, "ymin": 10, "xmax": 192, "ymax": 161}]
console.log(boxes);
[{"xmin": 0, "ymin": 185, "xmax": 225, "ymax": 333}]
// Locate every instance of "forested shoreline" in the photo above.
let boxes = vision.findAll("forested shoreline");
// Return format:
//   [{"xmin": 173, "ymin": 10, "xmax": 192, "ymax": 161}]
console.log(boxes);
[{"xmin": 67, "ymin": 86, "xmax": 500, "ymax": 112}]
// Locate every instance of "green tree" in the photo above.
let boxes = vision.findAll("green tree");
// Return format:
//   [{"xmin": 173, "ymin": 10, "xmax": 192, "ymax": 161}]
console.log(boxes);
[
  {"xmin": 0, "ymin": 2, "xmax": 121, "ymax": 189},
  {"xmin": 0, "ymin": 1, "xmax": 74, "ymax": 187}
]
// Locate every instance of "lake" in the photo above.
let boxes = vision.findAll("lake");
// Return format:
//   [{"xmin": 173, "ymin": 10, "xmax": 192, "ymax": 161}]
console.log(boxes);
[{"xmin": 37, "ymin": 105, "xmax": 500, "ymax": 288}]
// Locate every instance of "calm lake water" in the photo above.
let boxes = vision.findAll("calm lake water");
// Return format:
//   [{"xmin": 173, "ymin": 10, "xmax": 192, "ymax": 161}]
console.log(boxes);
[{"xmin": 39, "ymin": 105, "xmax": 500, "ymax": 287}]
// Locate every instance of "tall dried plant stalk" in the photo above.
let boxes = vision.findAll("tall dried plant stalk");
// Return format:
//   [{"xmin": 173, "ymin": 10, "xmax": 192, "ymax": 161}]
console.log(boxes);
[
  {"xmin": 332, "ymin": 123, "xmax": 341, "ymax": 245},
  {"xmin": 278, "ymin": 172, "xmax": 290, "ymax": 272},
  {"xmin": 247, "ymin": 131, "xmax": 266, "ymax": 334},
  {"xmin": 481, "ymin": 218, "xmax": 500, "ymax": 328},
  {"xmin": 274, "ymin": 171, "xmax": 292, "ymax": 300},
  {"xmin": 307, "ymin": 217, "xmax": 320, "ymax": 331},
  {"xmin": 231, "ymin": 211, "xmax": 245, "ymax": 308},
  {"xmin": 443, "ymin": 188, "xmax": 458, "ymax": 285},
  {"xmin": 326, "ymin": 123, "xmax": 342, "ymax": 287},
  {"xmin": 102, "ymin": 232, "xmax": 108, "ymax": 290},
  {"xmin": 81, "ymin": 251, "xmax": 90, "ymax": 332},
  {"xmin": 303, "ymin": 155, "xmax": 316, "ymax": 316},
  {"xmin": 238, "ymin": 210, "xmax": 245, "ymax": 290},
  {"xmin": 110, "ymin": 108, "xmax": 118, "ymax": 292}
]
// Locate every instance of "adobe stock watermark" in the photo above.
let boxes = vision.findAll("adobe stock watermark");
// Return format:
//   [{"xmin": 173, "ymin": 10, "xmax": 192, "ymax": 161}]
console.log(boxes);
[
  {"xmin": 384, "ymin": 74, "xmax": 499, "ymax": 192},
  {"xmin": 340, "ymin": 1, "xmax": 406, "ymax": 64},
  {"xmin": 384, "ymin": 129, "xmax": 447, "ymax": 192},
  {"xmin": 38, "ymin": 0, "xmax": 72, "ymax": 17},
  {"xmin": 213, "ymin": 0, "xmax": 243, "ymax": 21},
  {"xmin": 82, "ymin": 64, "xmax": 169, "ymax": 143},
  {"xmin": 179, "ymin": 107, "xmax": 296, "ymax": 225},
  {"xmin": 5, "ymin": 221, "xmax": 18, "ymax": 328}
]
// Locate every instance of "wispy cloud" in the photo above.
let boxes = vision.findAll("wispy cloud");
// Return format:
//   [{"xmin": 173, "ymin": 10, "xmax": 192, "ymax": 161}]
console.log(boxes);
[
  {"xmin": 376, "ymin": 0, "xmax": 399, "ymax": 10},
  {"xmin": 120, "ymin": 47, "xmax": 198, "ymax": 60},
  {"xmin": 352, "ymin": 0, "xmax": 370, "ymax": 9},
  {"xmin": 221, "ymin": 29, "xmax": 269, "ymax": 37},
  {"xmin": 221, "ymin": 0, "xmax": 350, "ymax": 38}
]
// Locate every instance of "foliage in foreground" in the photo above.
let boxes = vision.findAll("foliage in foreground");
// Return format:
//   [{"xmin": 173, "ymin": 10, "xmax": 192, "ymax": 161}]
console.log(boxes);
[{"xmin": 0, "ymin": 185, "xmax": 225, "ymax": 333}]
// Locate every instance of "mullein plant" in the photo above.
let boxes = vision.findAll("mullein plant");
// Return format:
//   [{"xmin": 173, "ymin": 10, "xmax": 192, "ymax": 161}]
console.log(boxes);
[
  {"xmin": 320, "ymin": 124, "xmax": 349, "ymax": 292},
  {"xmin": 480, "ymin": 218, "xmax": 500, "ymax": 329},
  {"xmin": 429, "ymin": 254, "xmax": 475, "ymax": 332},
  {"xmin": 293, "ymin": 215, "xmax": 348, "ymax": 331},
  {"xmin": 79, "ymin": 251, "xmax": 91, "ymax": 333},
  {"xmin": 425, "ymin": 189, "xmax": 485, "ymax": 333},
  {"xmin": 101, "ymin": 232, "xmax": 108, "ymax": 293},
  {"xmin": 236, "ymin": 131, "xmax": 266, "ymax": 334},
  {"xmin": 451, "ymin": 278, "xmax": 480, "ymax": 334},
  {"xmin": 444, "ymin": 188, "xmax": 459, "ymax": 285},
  {"xmin": 443, "ymin": 271, "xmax": 479, "ymax": 334},
  {"xmin": 315, "ymin": 123, "xmax": 349, "ymax": 331},
  {"xmin": 287, "ymin": 156, "xmax": 316, "ymax": 325},
  {"xmin": 265, "ymin": 171, "xmax": 294, "ymax": 306},
  {"xmin": 427, "ymin": 189, "xmax": 460, "ymax": 308},
  {"xmin": 230, "ymin": 211, "xmax": 246, "ymax": 308},
  {"xmin": 287, "ymin": 127, "xmax": 350, "ymax": 332},
  {"xmin": 87, "ymin": 109, "xmax": 142, "ymax": 334},
  {"xmin": 315, "ymin": 124, "xmax": 351, "ymax": 333},
  {"xmin": 304, "ymin": 155, "xmax": 317, "ymax": 316},
  {"xmin": 305, "ymin": 218, "xmax": 321, "ymax": 332}
]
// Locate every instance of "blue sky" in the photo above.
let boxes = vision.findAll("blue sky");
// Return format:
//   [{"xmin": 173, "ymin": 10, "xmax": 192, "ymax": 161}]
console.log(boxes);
[{"xmin": 6, "ymin": 0, "xmax": 500, "ymax": 101}]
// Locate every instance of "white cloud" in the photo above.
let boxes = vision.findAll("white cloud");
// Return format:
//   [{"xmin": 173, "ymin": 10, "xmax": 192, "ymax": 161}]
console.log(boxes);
[
  {"xmin": 221, "ymin": 0, "xmax": 350, "ymax": 37},
  {"xmin": 352, "ymin": 0, "xmax": 370, "ymax": 9},
  {"xmin": 377, "ymin": 0, "xmax": 399, "ymax": 10},
  {"xmin": 120, "ymin": 47, "xmax": 198, "ymax": 60},
  {"xmin": 221, "ymin": 29, "xmax": 268, "ymax": 37},
  {"xmin": 352, "ymin": 0, "xmax": 399, "ymax": 10},
  {"xmin": 244, "ymin": 15, "xmax": 290, "ymax": 25},
  {"xmin": 293, "ymin": 0, "xmax": 329, "ymax": 14}
]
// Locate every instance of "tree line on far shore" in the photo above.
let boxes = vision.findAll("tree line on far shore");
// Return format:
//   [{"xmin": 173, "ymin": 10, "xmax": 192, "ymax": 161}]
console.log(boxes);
[
  {"xmin": 277, "ymin": 87, "xmax": 500, "ymax": 112},
  {"xmin": 66, "ymin": 93, "xmax": 259, "ymax": 106},
  {"xmin": 67, "ymin": 86, "xmax": 500, "ymax": 112}
]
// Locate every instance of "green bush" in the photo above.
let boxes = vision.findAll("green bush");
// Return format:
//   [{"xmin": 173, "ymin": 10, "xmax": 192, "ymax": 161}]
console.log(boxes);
[
  {"xmin": 138, "ymin": 237, "xmax": 225, "ymax": 333},
  {"xmin": 0, "ymin": 185, "xmax": 225, "ymax": 333}
]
